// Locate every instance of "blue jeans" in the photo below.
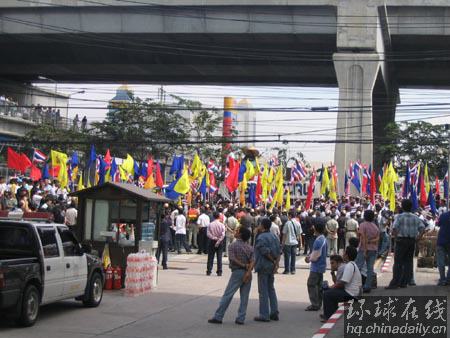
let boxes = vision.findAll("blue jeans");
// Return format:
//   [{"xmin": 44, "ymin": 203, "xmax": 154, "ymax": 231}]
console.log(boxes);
[
  {"xmin": 356, "ymin": 249, "xmax": 377, "ymax": 290},
  {"xmin": 257, "ymin": 273, "xmax": 278, "ymax": 320},
  {"xmin": 378, "ymin": 231, "xmax": 390, "ymax": 257},
  {"xmin": 436, "ymin": 244, "xmax": 450, "ymax": 283},
  {"xmin": 283, "ymin": 245, "xmax": 296, "ymax": 273},
  {"xmin": 213, "ymin": 269, "xmax": 251, "ymax": 322}
]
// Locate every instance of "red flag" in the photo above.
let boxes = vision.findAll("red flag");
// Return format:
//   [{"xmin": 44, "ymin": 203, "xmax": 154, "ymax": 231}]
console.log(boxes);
[
  {"xmin": 256, "ymin": 174, "xmax": 262, "ymax": 203},
  {"xmin": 225, "ymin": 157, "xmax": 240, "ymax": 192},
  {"xmin": 50, "ymin": 165, "xmax": 60, "ymax": 177},
  {"xmin": 147, "ymin": 157, "xmax": 154, "ymax": 178},
  {"xmin": 436, "ymin": 176, "xmax": 441, "ymax": 196},
  {"xmin": 30, "ymin": 165, "xmax": 42, "ymax": 181},
  {"xmin": 19, "ymin": 153, "xmax": 32, "ymax": 173},
  {"xmin": 419, "ymin": 173, "xmax": 427, "ymax": 207},
  {"xmin": 370, "ymin": 170, "xmax": 376, "ymax": 205},
  {"xmin": 155, "ymin": 162, "xmax": 164, "ymax": 188},
  {"xmin": 7, "ymin": 147, "xmax": 22, "ymax": 171},
  {"xmin": 305, "ymin": 171, "xmax": 316, "ymax": 210},
  {"xmin": 104, "ymin": 149, "xmax": 112, "ymax": 167}
]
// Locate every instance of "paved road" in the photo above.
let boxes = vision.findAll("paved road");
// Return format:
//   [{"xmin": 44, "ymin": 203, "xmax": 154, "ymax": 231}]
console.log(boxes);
[
  {"xmin": 0, "ymin": 254, "xmax": 329, "ymax": 338},
  {"xmin": 0, "ymin": 253, "xmax": 444, "ymax": 338}
]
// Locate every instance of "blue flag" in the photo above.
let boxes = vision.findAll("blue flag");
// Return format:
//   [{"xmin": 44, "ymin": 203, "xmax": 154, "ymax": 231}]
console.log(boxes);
[
  {"xmin": 411, "ymin": 188, "xmax": 419, "ymax": 212},
  {"xmin": 98, "ymin": 157, "xmax": 107, "ymax": 185},
  {"xmin": 110, "ymin": 158, "xmax": 117, "ymax": 182},
  {"xmin": 445, "ymin": 175, "xmax": 449, "ymax": 199},
  {"xmin": 248, "ymin": 183, "xmax": 256, "ymax": 208},
  {"xmin": 169, "ymin": 155, "xmax": 184, "ymax": 177},
  {"xmin": 428, "ymin": 189, "xmax": 437, "ymax": 215},
  {"xmin": 71, "ymin": 151, "xmax": 79, "ymax": 169},
  {"xmin": 238, "ymin": 161, "xmax": 247, "ymax": 183},
  {"xmin": 87, "ymin": 145, "xmax": 96, "ymax": 168},
  {"xmin": 165, "ymin": 180, "xmax": 181, "ymax": 200},
  {"xmin": 403, "ymin": 162, "xmax": 410, "ymax": 198},
  {"xmin": 199, "ymin": 175, "xmax": 207, "ymax": 200},
  {"xmin": 41, "ymin": 163, "xmax": 50, "ymax": 180},
  {"xmin": 351, "ymin": 163, "xmax": 361, "ymax": 193},
  {"xmin": 366, "ymin": 165, "xmax": 372, "ymax": 196}
]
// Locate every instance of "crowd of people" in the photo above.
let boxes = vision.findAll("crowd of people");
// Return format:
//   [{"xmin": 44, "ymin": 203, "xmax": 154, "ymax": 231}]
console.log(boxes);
[
  {"xmin": 0, "ymin": 176, "xmax": 78, "ymax": 228},
  {"xmin": 155, "ymin": 194, "xmax": 449, "ymax": 325}
]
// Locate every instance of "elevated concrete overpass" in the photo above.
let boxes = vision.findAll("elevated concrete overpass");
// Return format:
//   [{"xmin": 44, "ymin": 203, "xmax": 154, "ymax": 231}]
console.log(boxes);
[{"xmin": 1, "ymin": 0, "xmax": 450, "ymax": 190}]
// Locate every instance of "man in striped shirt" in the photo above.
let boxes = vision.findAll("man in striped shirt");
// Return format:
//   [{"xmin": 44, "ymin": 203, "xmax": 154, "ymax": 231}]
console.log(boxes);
[{"xmin": 207, "ymin": 211, "xmax": 226, "ymax": 276}]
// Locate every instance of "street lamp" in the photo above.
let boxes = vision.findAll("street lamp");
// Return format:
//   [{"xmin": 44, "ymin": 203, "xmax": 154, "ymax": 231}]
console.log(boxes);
[
  {"xmin": 66, "ymin": 90, "xmax": 85, "ymax": 121},
  {"xmin": 38, "ymin": 75, "xmax": 57, "ymax": 109}
]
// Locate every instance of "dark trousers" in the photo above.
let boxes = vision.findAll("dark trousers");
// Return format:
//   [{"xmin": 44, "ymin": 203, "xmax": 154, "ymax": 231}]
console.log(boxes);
[
  {"xmin": 156, "ymin": 240, "xmax": 169, "ymax": 268},
  {"xmin": 283, "ymin": 245, "xmax": 297, "ymax": 272},
  {"xmin": 389, "ymin": 237, "xmax": 416, "ymax": 287},
  {"xmin": 304, "ymin": 235, "xmax": 315, "ymax": 255},
  {"xmin": 175, "ymin": 234, "xmax": 191, "ymax": 253},
  {"xmin": 169, "ymin": 228, "xmax": 176, "ymax": 250},
  {"xmin": 207, "ymin": 240, "xmax": 223, "ymax": 274},
  {"xmin": 197, "ymin": 227, "xmax": 208, "ymax": 254},
  {"xmin": 307, "ymin": 271, "xmax": 323, "ymax": 309},
  {"xmin": 338, "ymin": 230, "xmax": 346, "ymax": 251},
  {"xmin": 323, "ymin": 288, "xmax": 354, "ymax": 319}
]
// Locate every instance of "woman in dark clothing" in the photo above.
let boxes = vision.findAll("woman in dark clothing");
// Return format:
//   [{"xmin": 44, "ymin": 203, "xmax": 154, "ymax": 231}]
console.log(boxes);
[{"xmin": 157, "ymin": 212, "xmax": 172, "ymax": 270}]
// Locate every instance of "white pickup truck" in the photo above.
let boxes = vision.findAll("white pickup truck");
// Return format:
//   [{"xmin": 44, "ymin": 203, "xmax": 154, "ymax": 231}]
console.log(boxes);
[{"xmin": 0, "ymin": 221, "xmax": 104, "ymax": 326}]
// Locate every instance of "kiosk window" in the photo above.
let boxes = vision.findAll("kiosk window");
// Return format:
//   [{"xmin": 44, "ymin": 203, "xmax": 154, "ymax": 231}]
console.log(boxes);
[
  {"xmin": 93, "ymin": 200, "xmax": 109, "ymax": 241},
  {"xmin": 37, "ymin": 228, "xmax": 59, "ymax": 258}
]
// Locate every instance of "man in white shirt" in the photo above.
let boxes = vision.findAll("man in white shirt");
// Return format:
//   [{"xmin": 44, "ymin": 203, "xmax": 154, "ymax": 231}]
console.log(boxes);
[
  {"xmin": 175, "ymin": 210, "xmax": 192, "ymax": 254},
  {"xmin": 322, "ymin": 246, "xmax": 362, "ymax": 321},
  {"xmin": 197, "ymin": 208, "xmax": 211, "ymax": 254},
  {"xmin": 282, "ymin": 211, "xmax": 302, "ymax": 274},
  {"xmin": 65, "ymin": 202, "xmax": 78, "ymax": 227}
]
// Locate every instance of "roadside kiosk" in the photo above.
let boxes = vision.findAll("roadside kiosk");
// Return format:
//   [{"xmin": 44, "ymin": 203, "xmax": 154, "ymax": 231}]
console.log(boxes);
[{"xmin": 70, "ymin": 182, "xmax": 170, "ymax": 278}]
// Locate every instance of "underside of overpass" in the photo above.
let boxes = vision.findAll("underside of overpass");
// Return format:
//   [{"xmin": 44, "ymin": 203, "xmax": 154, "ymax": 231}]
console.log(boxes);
[{"xmin": 1, "ymin": 1, "xmax": 450, "ymax": 191}]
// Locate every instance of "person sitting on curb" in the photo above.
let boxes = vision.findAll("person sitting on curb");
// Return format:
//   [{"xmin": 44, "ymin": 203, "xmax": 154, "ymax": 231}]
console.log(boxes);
[
  {"xmin": 208, "ymin": 227, "xmax": 254, "ymax": 325},
  {"xmin": 322, "ymin": 246, "xmax": 362, "ymax": 322}
]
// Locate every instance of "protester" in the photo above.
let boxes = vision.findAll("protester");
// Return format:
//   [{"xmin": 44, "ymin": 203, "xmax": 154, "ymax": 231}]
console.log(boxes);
[
  {"xmin": 224, "ymin": 209, "xmax": 239, "ymax": 257},
  {"xmin": 322, "ymin": 246, "xmax": 362, "ymax": 321},
  {"xmin": 282, "ymin": 210, "xmax": 301, "ymax": 275},
  {"xmin": 197, "ymin": 208, "xmax": 210, "ymax": 254},
  {"xmin": 305, "ymin": 218, "xmax": 327, "ymax": 312},
  {"xmin": 386, "ymin": 199, "xmax": 425, "ymax": 289},
  {"xmin": 326, "ymin": 214, "xmax": 338, "ymax": 256},
  {"xmin": 206, "ymin": 211, "xmax": 225, "ymax": 276},
  {"xmin": 253, "ymin": 218, "xmax": 281, "ymax": 322},
  {"xmin": 345, "ymin": 213, "xmax": 359, "ymax": 247},
  {"xmin": 355, "ymin": 210, "xmax": 379, "ymax": 293},
  {"xmin": 436, "ymin": 211, "xmax": 450, "ymax": 286},
  {"xmin": 157, "ymin": 212, "xmax": 172, "ymax": 270},
  {"xmin": 208, "ymin": 227, "xmax": 254, "ymax": 325},
  {"xmin": 175, "ymin": 209, "xmax": 192, "ymax": 254}
]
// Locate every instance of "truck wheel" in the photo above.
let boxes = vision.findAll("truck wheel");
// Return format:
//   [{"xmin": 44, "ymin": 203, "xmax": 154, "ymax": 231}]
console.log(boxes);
[
  {"xmin": 83, "ymin": 272, "xmax": 103, "ymax": 307},
  {"xmin": 17, "ymin": 285, "xmax": 40, "ymax": 327}
]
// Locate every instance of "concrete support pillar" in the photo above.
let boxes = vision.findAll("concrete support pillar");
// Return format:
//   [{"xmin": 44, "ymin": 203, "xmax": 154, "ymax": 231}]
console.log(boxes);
[{"xmin": 333, "ymin": 53, "xmax": 381, "ymax": 194}]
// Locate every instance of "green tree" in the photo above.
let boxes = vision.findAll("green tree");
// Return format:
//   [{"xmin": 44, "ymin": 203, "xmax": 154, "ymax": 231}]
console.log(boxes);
[
  {"xmin": 379, "ymin": 121, "xmax": 448, "ymax": 176},
  {"xmin": 92, "ymin": 97, "xmax": 190, "ymax": 162},
  {"xmin": 22, "ymin": 123, "xmax": 93, "ymax": 160}
]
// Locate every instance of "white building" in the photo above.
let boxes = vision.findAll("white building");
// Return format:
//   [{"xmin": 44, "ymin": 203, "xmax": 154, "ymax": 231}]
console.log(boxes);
[{"xmin": 233, "ymin": 98, "xmax": 256, "ymax": 148}]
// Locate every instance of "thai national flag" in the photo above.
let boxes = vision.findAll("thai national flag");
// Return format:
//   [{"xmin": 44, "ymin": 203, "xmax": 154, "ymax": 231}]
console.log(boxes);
[
  {"xmin": 290, "ymin": 160, "xmax": 306, "ymax": 183},
  {"xmin": 207, "ymin": 159, "xmax": 218, "ymax": 174},
  {"xmin": 32, "ymin": 149, "xmax": 47, "ymax": 163}
]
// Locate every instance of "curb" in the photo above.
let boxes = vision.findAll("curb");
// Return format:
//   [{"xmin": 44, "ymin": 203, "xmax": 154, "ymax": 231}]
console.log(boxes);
[
  {"xmin": 311, "ymin": 305, "xmax": 346, "ymax": 338},
  {"xmin": 381, "ymin": 254, "xmax": 393, "ymax": 274}
]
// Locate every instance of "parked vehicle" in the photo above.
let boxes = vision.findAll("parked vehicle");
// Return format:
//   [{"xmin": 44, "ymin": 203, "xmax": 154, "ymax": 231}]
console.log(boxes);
[{"xmin": 0, "ymin": 221, "xmax": 104, "ymax": 326}]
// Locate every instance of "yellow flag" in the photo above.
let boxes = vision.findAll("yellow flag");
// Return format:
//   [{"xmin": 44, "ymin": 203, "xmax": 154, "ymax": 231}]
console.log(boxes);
[
  {"xmin": 285, "ymin": 188, "xmax": 291, "ymax": 211},
  {"xmin": 245, "ymin": 159, "xmax": 256, "ymax": 181},
  {"xmin": 268, "ymin": 167, "xmax": 274, "ymax": 184},
  {"xmin": 119, "ymin": 166, "xmax": 128, "ymax": 181},
  {"xmin": 144, "ymin": 174, "xmax": 156, "ymax": 189},
  {"xmin": 71, "ymin": 166, "xmax": 78, "ymax": 182},
  {"xmin": 191, "ymin": 154, "xmax": 201, "ymax": 179},
  {"xmin": 105, "ymin": 168, "xmax": 111, "ymax": 183},
  {"xmin": 320, "ymin": 166, "xmax": 330, "ymax": 195},
  {"xmin": 329, "ymin": 174, "xmax": 337, "ymax": 202},
  {"xmin": 174, "ymin": 169, "xmax": 190, "ymax": 194},
  {"xmin": 255, "ymin": 157, "xmax": 261, "ymax": 175},
  {"xmin": 121, "ymin": 154, "xmax": 134, "ymax": 175},
  {"xmin": 424, "ymin": 163, "xmax": 430, "ymax": 194},
  {"xmin": 51, "ymin": 150, "xmax": 68, "ymax": 188},
  {"xmin": 77, "ymin": 173, "xmax": 85, "ymax": 191},
  {"xmin": 262, "ymin": 164, "xmax": 269, "ymax": 202},
  {"xmin": 386, "ymin": 162, "xmax": 398, "ymax": 212}
]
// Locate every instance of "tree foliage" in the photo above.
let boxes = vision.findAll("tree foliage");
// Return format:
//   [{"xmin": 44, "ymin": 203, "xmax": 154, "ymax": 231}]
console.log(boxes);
[{"xmin": 379, "ymin": 121, "xmax": 448, "ymax": 176}]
